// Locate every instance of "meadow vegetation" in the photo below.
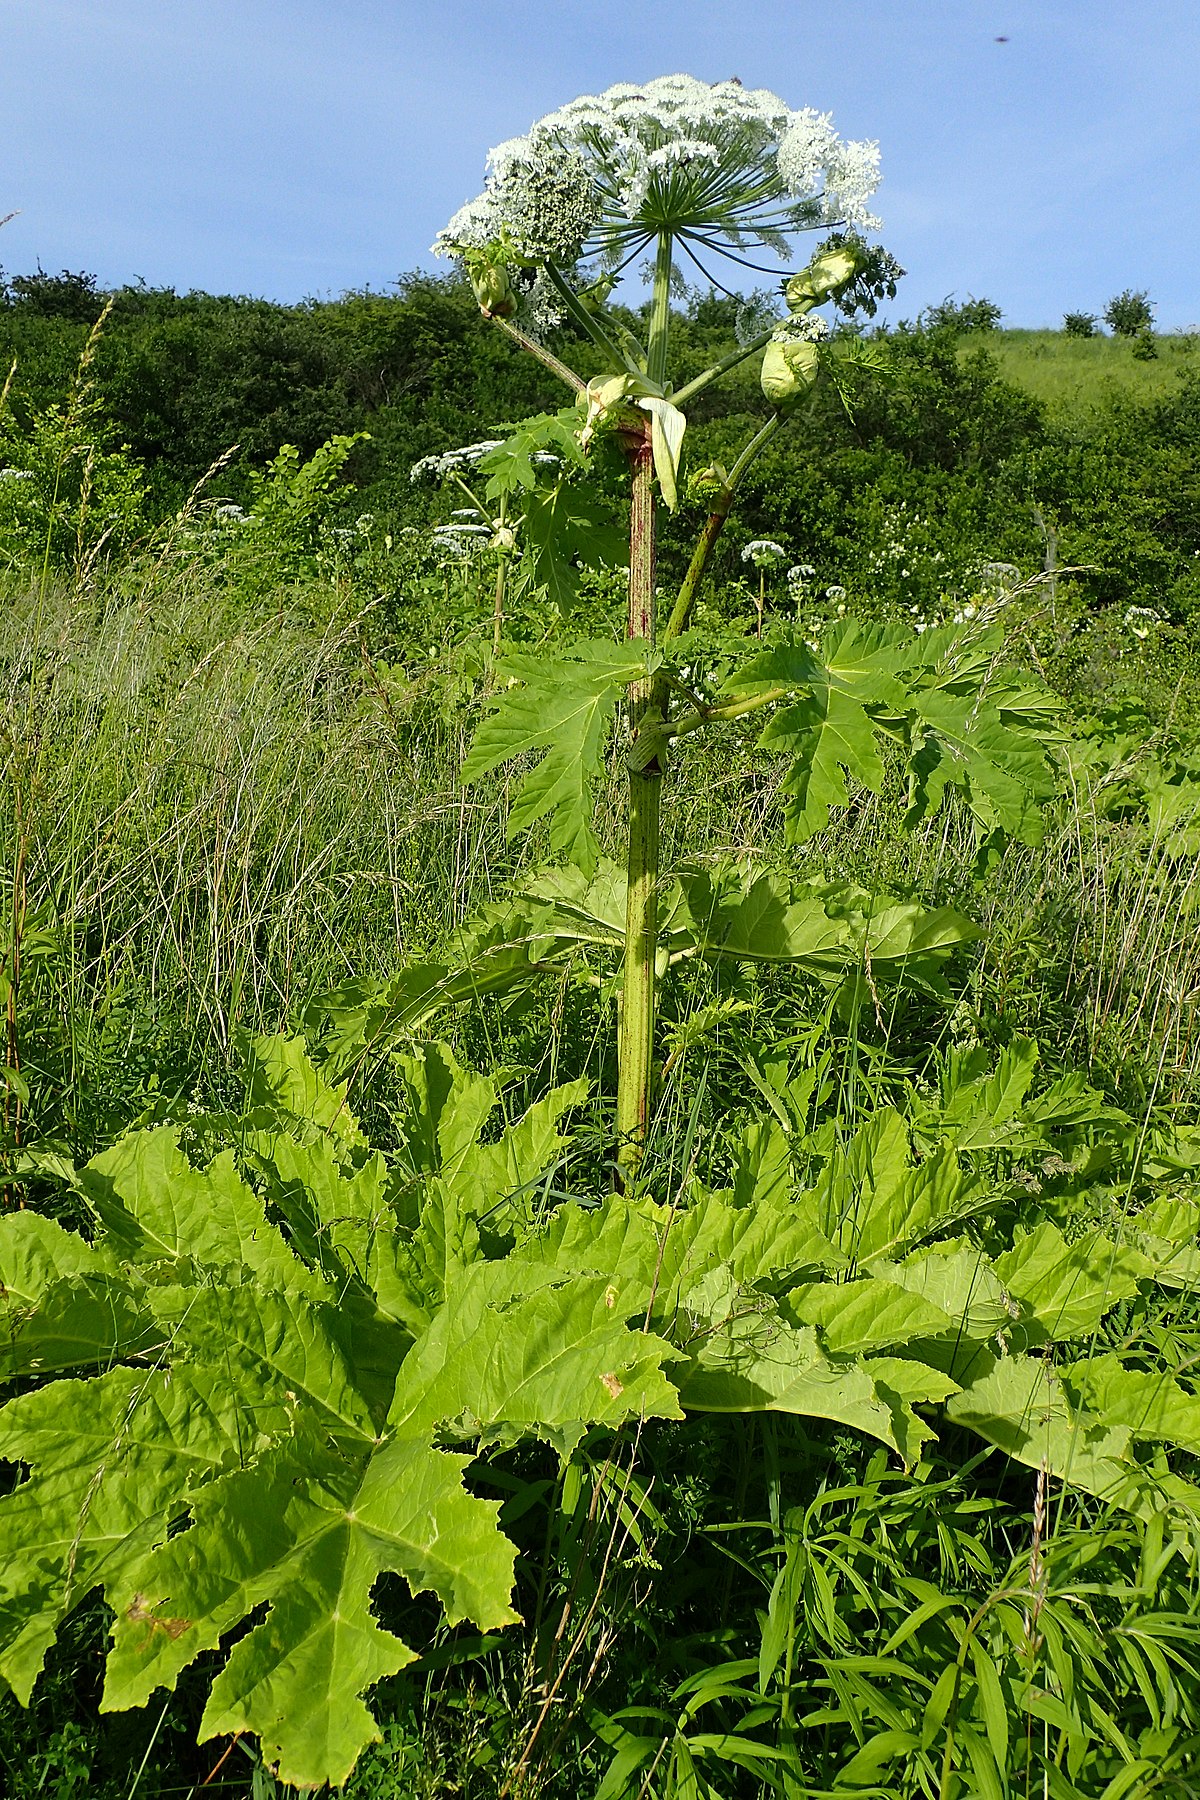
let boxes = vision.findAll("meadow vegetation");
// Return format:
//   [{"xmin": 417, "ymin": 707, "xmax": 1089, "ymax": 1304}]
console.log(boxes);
[{"xmin": 2, "ymin": 211, "xmax": 1200, "ymax": 1795}]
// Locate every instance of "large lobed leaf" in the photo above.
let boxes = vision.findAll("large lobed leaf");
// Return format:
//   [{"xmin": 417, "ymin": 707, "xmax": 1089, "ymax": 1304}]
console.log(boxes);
[
  {"xmin": 102, "ymin": 1437, "xmax": 518, "ymax": 1790},
  {"xmin": 0, "ymin": 1030, "xmax": 1196, "ymax": 1785},
  {"xmin": 721, "ymin": 617, "xmax": 1060, "ymax": 848},
  {"xmin": 461, "ymin": 639, "xmax": 658, "ymax": 873},
  {"xmin": 734, "ymin": 621, "xmax": 906, "ymax": 839}
]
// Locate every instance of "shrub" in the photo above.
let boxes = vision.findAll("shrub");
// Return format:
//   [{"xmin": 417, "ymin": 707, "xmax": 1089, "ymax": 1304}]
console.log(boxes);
[
  {"xmin": 1062, "ymin": 310, "xmax": 1098, "ymax": 338},
  {"xmin": 918, "ymin": 294, "xmax": 1003, "ymax": 334},
  {"xmin": 1104, "ymin": 288, "xmax": 1155, "ymax": 337},
  {"xmin": 0, "ymin": 265, "xmax": 104, "ymax": 323}
]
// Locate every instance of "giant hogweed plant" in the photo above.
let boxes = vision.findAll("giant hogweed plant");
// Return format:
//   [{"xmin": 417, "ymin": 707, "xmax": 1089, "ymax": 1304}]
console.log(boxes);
[{"xmin": 430, "ymin": 75, "xmax": 1056, "ymax": 1175}]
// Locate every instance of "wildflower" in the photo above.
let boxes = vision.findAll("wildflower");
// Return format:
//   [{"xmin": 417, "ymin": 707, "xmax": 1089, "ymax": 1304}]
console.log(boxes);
[
  {"xmin": 410, "ymin": 441, "xmax": 504, "ymax": 484},
  {"xmin": 772, "ymin": 314, "xmax": 829, "ymax": 343},
  {"xmin": 432, "ymin": 522, "xmax": 492, "ymax": 559},
  {"xmin": 1123, "ymin": 605, "xmax": 1161, "ymax": 641},
  {"xmin": 742, "ymin": 539, "xmax": 787, "ymax": 567},
  {"xmin": 979, "ymin": 560, "xmax": 1020, "ymax": 592}
]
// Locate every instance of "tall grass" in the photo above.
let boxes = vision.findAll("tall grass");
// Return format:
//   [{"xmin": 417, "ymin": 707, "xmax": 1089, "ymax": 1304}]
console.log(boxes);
[
  {"xmin": 1, "ymin": 569, "xmax": 510, "ymax": 1147},
  {"xmin": 4, "ymin": 553, "xmax": 1197, "ymax": 1175}
]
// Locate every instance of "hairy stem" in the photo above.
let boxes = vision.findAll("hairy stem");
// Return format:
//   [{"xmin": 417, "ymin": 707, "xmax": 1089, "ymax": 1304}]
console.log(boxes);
[
  {"xmin": 615, "ymin": 235, "xmax": 679, "ymax": 1179},
  {"xmin": 617, "ymin": 426, "xmax": 660, "ymax": 1179}
]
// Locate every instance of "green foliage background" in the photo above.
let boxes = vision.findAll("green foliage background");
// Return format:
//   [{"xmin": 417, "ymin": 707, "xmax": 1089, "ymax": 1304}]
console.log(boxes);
[
  {"xmin": 1, "ymin": 266, "xmax": 1198, "ymax": 639},
  {"xmin": 2, "ymin": 266, "xmax": 1200, "ymax": 1798}
]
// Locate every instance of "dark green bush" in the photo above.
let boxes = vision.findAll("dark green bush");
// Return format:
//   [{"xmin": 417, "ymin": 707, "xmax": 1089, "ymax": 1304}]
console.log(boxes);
[{"xmin": 1104, "ymin": 287, "xmax": 1155, "ymax": 336}]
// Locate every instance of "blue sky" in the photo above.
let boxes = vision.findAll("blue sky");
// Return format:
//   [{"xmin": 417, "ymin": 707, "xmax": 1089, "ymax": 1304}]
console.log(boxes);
[{"xmin": 2, "ymin": 0, "xmax": 1197, "ymax": 328}]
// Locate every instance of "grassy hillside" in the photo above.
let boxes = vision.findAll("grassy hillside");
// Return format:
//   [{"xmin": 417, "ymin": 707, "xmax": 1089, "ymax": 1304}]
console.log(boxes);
[{"xmin": 979, "ymin": 326, "xmax": 1199, "ymax": 416}]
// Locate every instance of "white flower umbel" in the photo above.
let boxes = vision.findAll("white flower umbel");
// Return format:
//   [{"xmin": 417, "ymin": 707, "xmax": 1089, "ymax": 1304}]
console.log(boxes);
[
  {"xmin": 777, "ymin": 112, "xmax": 880, "ymax": 231},
  {"xmin": 742, "ymin": 539, "xmax": 787, "ymax": 567},
  {"xmin": 771, "ymin": 313, "xmax": 828, "ymax": 343},
  {"xmin": 434, "ymin": 74, "xmax": 880, "ymax": 275},
  {"xmin": 410, "ymin": 441, "xmax": 503, "ymax": 485}
]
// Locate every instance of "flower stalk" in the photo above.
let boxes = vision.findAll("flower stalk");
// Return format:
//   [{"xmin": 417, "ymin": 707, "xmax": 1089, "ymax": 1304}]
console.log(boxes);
[{"xmin": 616, "ymin": 233, "xmax": 673, "ymax": 1178}]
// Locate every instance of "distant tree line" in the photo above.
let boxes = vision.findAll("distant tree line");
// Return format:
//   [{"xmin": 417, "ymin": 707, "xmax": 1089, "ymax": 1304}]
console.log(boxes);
[{"xmin": 0, "ymin": 265, "xmax": 1196, "ymax": 631}]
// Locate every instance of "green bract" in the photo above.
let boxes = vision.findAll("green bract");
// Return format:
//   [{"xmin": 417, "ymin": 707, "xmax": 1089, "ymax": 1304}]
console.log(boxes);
[
  {"xmin": 761, "ymin": 335, "xmax": 821, "ymax": 409},
  {"xmin": 785, "ymin": 243, "xmax": 863, "ymax": 311}
]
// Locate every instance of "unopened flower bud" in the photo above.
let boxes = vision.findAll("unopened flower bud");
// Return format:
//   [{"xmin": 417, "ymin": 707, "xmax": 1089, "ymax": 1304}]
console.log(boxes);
[
  {"xmin": 785, "ymin": 246, "xmax": 862, "ymax": 313},
  {"xmin": 470, "ymin": 261, "xmax": 516, "ymax": 319},
  {"xmin": 760, "ymin": 337, "xmax": 820, "ymax": 410},
  {"xmin": 686, "ymin": 463, "xmax": 730, "ymax": 504}
]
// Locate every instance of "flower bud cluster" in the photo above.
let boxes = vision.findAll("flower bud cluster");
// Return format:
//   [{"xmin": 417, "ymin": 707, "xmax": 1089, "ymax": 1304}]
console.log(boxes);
[{"xmin": 772, "ymin": 314, "xmax": 829, "ymax": 344}]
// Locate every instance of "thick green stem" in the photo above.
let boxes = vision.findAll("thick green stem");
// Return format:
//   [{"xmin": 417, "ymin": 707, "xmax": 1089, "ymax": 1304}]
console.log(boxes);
[
  {"xmin": 617, "ymin": 429, "xmax": 660, "ymax": 1179},
  {"xmin": 670, "ymin": 325, "xmax": 775, "ymax": 406},
  {"xmin": 491, "ymin": 556, "xmax": 508, "ymax": 657},
  {"xmin": 646, "ymin": 234, "xmax": 674, "ymax": 390},
  {"xmin": 656, "ymin": 413, "xmax": 783, "ymax": 672},
  {"xmin": 477, "ymin": 241, "xmax": 792, "ymax": 1177},
  {"xmin": 618, "ymin": 750, "xmax": 661, "ymax": 1172},
  {"xmin": 542, "ymin": 264, "xmax": 641, "ymax": 377},
  {"xmin": 662, "ymin": 488, "xmax": 734, "ymax": 646},
  {"xmin": 727, "ymin": 412, "xmax": 784, "ymax": 487},
  {"xmin": 615, "ymin": 237, "xmax": 678, "ymax": 1179}
]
